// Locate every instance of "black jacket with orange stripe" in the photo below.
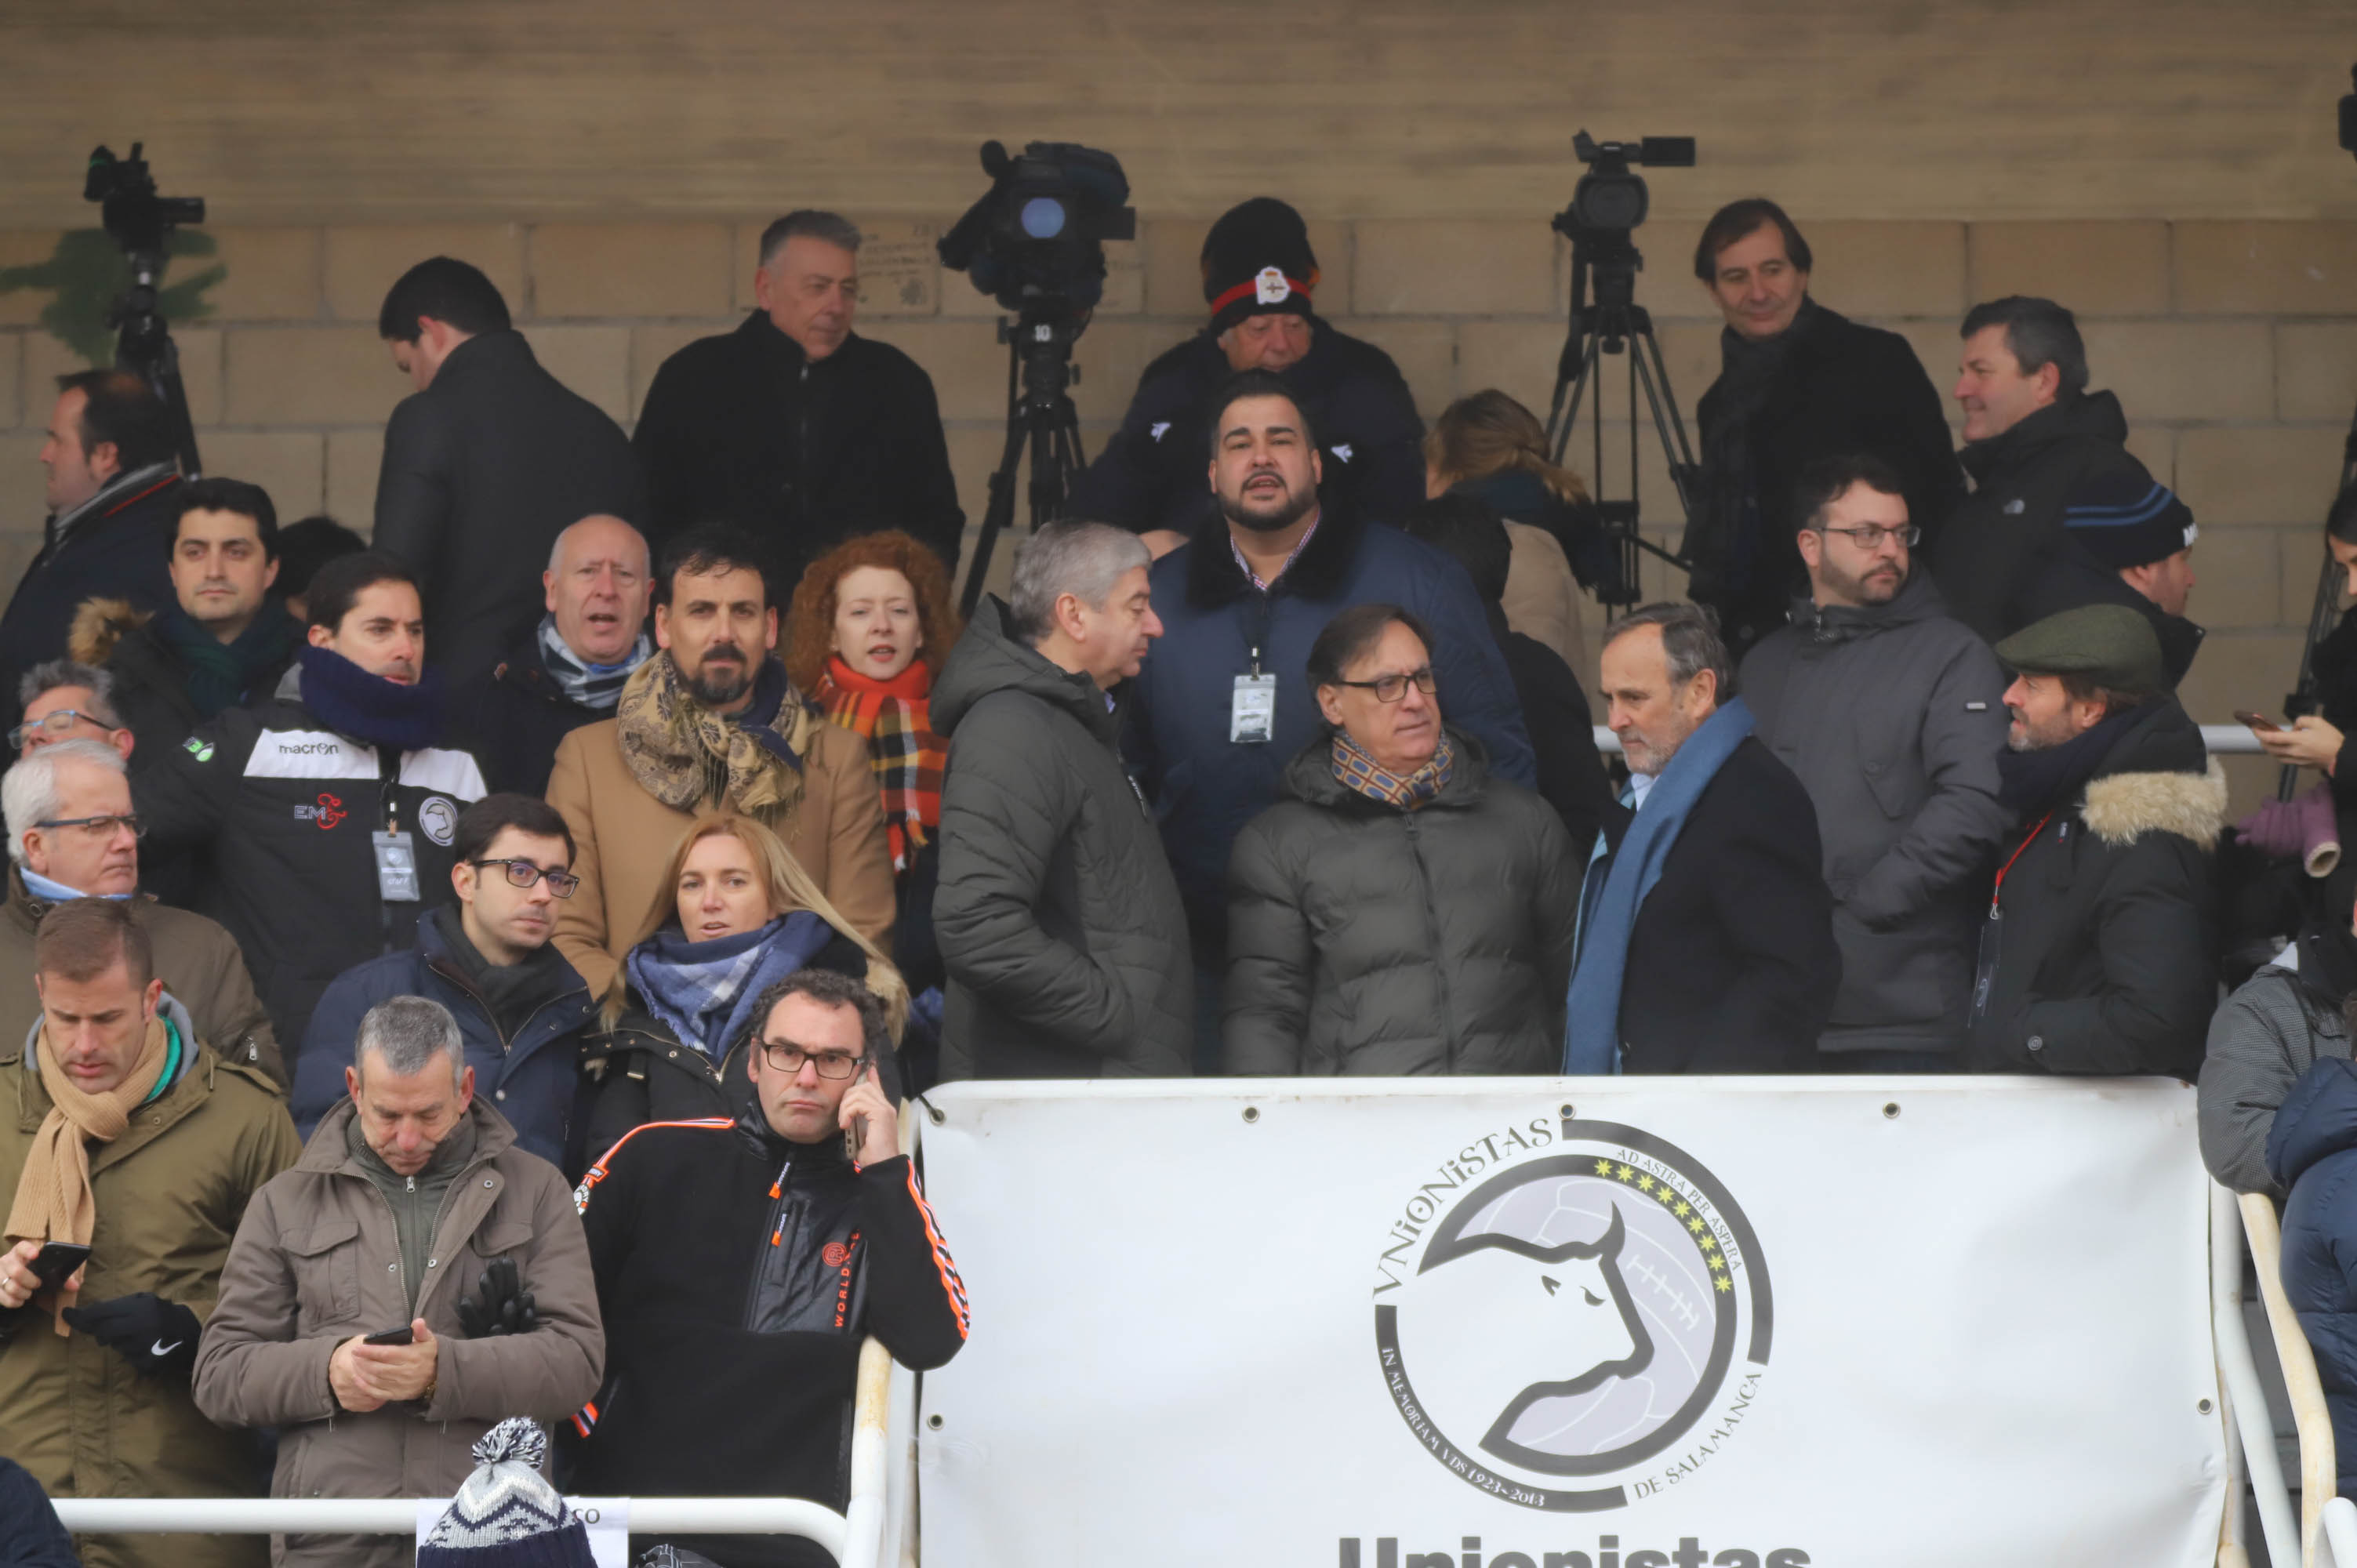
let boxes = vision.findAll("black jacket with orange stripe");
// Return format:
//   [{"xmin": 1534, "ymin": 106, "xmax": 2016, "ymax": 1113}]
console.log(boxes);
[{"xmin": 568, "ymin": 1097, "xmax": 967, "ymax": 1567}]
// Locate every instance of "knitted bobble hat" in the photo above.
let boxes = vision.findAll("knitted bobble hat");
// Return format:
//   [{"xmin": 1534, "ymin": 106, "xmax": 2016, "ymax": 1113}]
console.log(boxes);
[{"xmin": 418, "ymin": 1419, "xmax": 597, "ymax": 1567}]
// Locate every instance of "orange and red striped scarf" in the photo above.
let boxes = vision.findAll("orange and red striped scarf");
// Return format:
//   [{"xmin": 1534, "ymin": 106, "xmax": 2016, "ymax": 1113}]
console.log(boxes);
[{"xmin": 812, "ymin": 656, "xmax": 946, "ymax": 873}]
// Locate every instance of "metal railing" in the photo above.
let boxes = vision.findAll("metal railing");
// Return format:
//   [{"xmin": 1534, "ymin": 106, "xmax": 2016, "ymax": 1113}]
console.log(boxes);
[{"xmin": 1589, "ymin": 724, "xmax": 2268, "ymax": 756}]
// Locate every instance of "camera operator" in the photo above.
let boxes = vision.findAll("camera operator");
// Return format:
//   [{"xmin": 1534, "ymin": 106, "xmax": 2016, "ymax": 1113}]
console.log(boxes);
[
  {"xmin": 1072, "ymin": 198, "xmax": 1425, "ymax": 553},
  {"xmin": 1683, "ymin": 199, "xmax": 1962, "ymax": 659}
]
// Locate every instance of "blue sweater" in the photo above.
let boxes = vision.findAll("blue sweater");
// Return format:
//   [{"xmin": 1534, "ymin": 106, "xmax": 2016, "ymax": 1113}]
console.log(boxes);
[{"xmin": 2269, "ymin": 1054, "xmax": 2357, "ymax": 1497}]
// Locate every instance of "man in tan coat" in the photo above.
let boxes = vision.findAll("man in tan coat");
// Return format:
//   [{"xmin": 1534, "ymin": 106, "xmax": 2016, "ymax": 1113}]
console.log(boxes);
[
  {"xmin": 0, "ymin": 899, "xmax": 300, "ymax": 1568},
  {"xmin": 194, "ymin": 994, "xmax": 602, "ymax": 1568},
  {"xmin": 0, "ymin": 739, "xmax": 280, "ymax": 1086},
  {"xmin": 548, "ymin": 524, "xmax": 893, "ymax": 1000}
]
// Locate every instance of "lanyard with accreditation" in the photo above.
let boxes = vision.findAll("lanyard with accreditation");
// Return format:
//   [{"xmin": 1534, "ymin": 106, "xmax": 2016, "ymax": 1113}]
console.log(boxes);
[{"xmin": 1971, "ymin": 810, "xmax": 2057, "ymax": 1023}]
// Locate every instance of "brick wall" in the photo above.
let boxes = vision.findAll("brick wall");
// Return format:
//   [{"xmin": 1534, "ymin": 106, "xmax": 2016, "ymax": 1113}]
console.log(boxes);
[{"xmin": 2, "ymin": 212, "xmax": 2352, "ymax": 805}]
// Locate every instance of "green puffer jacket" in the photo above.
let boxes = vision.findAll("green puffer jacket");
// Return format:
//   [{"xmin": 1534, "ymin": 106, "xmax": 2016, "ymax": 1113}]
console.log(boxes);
[{"xmin": 1224, "ymin": 727, "xmax": 1578, "ymax": 1076}]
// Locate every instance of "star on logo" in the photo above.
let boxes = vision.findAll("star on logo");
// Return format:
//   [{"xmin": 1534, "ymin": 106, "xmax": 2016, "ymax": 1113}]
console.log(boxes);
[
  {"xmin": 1636, "ymin": 1174, "xmax": 1655, "ymax": 1192},
  {"xmin": 1593, "ymin": 1159, "xmax": 1614, "ymax": 1176},
  {"xmin": 1715, "ymin": 1276, "xmax": 1734, "ymax": 1293},
  {"xmin": 1614, "ymin": 1164, "xmax": 1635, "ymax": 1181}
]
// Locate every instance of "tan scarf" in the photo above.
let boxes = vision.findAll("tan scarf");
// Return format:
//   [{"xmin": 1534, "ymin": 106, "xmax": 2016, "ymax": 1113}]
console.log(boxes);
[
  {"xmin": 615, "ymin": 654, "xmax": 820, "ymax": 822},
  {"xmin": 5, "ymin": 1013, "xmax": 173, "ymax": 1331}
]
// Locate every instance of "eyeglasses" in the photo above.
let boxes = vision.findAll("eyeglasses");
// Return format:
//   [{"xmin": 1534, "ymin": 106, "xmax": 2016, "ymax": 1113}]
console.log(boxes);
[
  {"xmin": 1818, "ymin": 524, "xmax": 1920, "ymax": 549},
  {"xmin": 9, "ymin": 710, "xmax": 111, "ymax": 749},
  {"xmin": 1331, "ymin": 666, "xmax": 1437, "ymax": 704},
  {"xmin": 470, "ymin": 858, "xmax": 581, "ymax": 898},
  {"xmin": 757, "ymin": 1040, "xmax": 868, "ymax": 1079},
  {"xmin": 35, "ymin": 813, "xmax": 144, "ymax": 840}
]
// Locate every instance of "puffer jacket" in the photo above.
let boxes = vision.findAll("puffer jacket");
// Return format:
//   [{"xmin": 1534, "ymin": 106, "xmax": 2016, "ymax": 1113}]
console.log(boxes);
[
  {"xmin": 1739, "ymin": 572, "xmax": 2011, "ymax": 1056},
  {"xmin": 192, "ymin": 1096, "xmax": 604, "ymax": 1568},
  {"xmin": 2199, "ymin": 924, "xmax": 2357, "ymax": 1194},
  {"xmin": 2268, "ymin": 1054, "xmax": 2357, "ymax": 1497},
  {"xmin": 931, "ymin": 598, "xmax": 1193, "ymax": 1080},
  {"xmin": 1225, "ymin": 727, "xmax": 1577, "ymax": 1075},
  {"xmin": 1967, "ymin": 699, "xmax": 2224, "ymax": 1076},
  {"xmin": 0, "ymin": 998, "xmax": 300, "ymax": 1568}
]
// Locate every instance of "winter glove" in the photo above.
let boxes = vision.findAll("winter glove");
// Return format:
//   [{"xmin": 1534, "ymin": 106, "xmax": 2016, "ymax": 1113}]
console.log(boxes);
[
  {"xmin": 60, "ymin": 1293, "xmax": 202, "ymax": 1378},
  {"xmin": 454, "ymin": 1258, "xmax": 539, "ymax": 1339}
]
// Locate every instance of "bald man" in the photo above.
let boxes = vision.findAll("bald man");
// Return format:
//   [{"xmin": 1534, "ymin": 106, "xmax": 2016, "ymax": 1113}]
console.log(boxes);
[{"xmin": 446, "ymin": 515, "xmax": 656, "ymax": 793}]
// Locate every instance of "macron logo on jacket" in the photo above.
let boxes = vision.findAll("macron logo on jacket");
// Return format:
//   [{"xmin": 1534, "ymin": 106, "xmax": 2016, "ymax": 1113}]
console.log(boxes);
[{"xmin": 242, "ymin": 728, "xmax": 488, "ymax": 800}]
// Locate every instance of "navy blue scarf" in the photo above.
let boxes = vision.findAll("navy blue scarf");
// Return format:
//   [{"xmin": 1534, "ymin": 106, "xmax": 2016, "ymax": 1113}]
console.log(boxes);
[
  {"xmin": 298, "ymin": 644, "xmax": 445, "ymax": 753},
  {"xmin": 626, "ymin": 913, "xmax": 837, "ymax": 1062}
]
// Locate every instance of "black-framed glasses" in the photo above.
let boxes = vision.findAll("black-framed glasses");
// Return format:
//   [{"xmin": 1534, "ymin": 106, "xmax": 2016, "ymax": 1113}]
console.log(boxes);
[
  {"xmin": 757, "ymin": 1040, "xmax": 868, "ymax": 1079},
  {"xmin": 35, "ymin": 813, "xmax": 144, "ymax": 840},
  {"xmin": 470, "ymin": 858, "xmax": 581, "ymax": 898},
  {"xmin": 9, "ymin": 710, "xmax": 111, "ymax": 749},
  {"xmin": 1331, "ymin": 666, "xmax": 1436, "ymax": 704},
  {"xmin": 1820, "ymin": 523, "xmax": 1920, "ymax": 549}
]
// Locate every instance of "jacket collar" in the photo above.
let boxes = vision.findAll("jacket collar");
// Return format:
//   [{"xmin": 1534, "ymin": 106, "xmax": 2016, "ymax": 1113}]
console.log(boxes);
[
  {"xmin": 1182, "ymin": 499, "xmax": 1367, "ymax": 611},
  {"xmin": 297, "ymin": 1091, "xmax": 518, "ymax": 1177},
  {"xmin": 426, "ymin": 329, "xmax": 536, "ymax": 394},
  {"xmin": 1785, "ymin": 568, "xmax": 1950, "ymax": 643},
  {"xmin": 734, "ymin": 310, "xmax": 860, "ymax": 372},
  {"xmin": 1959, "ymin": 390, "xmax": 2129, "ymax": 484},
  {"xmin": 48, "ymin": 463, "xmax": 179, "ymax": 549}
]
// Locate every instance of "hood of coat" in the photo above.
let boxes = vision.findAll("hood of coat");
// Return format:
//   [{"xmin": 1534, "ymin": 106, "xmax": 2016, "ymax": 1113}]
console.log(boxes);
[
  {"xmin": 1276, "ymin": 723, "xmax": 1492, "ymax": 811},
  {"xmin": 295, "ymin": 1087, "xmax": 518, "ymax": 1177},
  {"xmin": 1784, "ymin": 564, "xmax": 1952, "ymax": 644},
  {"xmin": 930, "ymin": 595, "xmax": 1120, "ymax": 745},
  {"xmin": 1959, "ymin": 389, "xmax": 2130, "ymax": 484},
  {"xmin": 67, "ymin": 596, "xmax": 151, "ymax": 667},
  {"xmin": 2268, "ymin": 1055, "xmax": 2357, "ymax": 1190},
  {"xmin": 2076, "ymin": 699, "xmax": 2226, "ymax": 852},
  {"xmin": 16, "ymin": 989, "xmax": 200, "ymax": 1097}
]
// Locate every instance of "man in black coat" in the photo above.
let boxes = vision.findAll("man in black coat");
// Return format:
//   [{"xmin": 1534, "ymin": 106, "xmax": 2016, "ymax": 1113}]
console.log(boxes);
[
  {"xmin": 374, "ymin": 257, "xmax": 646, "ymax": 680},
  {"xmin": 0, "ymin": 369, "xmax": 183, "ymax": 722},
  {"xmin": 1970, "ymin": 604, "xmax": 2224, "ymax": 1076},
  {"xmin": 1684, "ymin": 200, "xmax": 1963, "ymax": 658},
  {"xmin": 1568, "ymin": 603, "xmax": 1839, "ymax": 1073},
  {"xmin": 1070, "ymin": 197, "xmax": 1425, "ymax": 550},
  {"xmin": 633, "ymin": 210, "xmax": 963, "ymax": 597}
]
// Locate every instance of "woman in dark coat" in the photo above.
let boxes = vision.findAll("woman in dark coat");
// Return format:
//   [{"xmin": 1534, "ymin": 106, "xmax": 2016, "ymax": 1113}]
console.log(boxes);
[{"xmin": 1224, "ymin": 604, "xmax": 1578, "ymax": 1075}]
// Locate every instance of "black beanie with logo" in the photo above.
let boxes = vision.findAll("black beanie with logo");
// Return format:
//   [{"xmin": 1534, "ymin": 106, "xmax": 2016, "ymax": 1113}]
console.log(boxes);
[{"xmin": 1201, "ymin": 198, "xmax": 1319, "ymax": 335}]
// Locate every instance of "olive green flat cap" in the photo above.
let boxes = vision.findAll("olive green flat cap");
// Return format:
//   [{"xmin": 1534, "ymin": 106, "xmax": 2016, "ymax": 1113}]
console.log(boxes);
[{"xmin": 1992, "ymin": 603, "xmax": 2166, "ymax": 694}]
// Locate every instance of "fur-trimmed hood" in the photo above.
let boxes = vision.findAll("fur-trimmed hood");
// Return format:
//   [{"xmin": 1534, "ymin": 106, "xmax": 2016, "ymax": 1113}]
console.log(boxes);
[
  {"xmin": 2081, "ymin": 757, "xmax": 2228, "ymax": 853},
  {"xmin": 67, "ymin": 596, "xmax": 149, "ymax": 667}
]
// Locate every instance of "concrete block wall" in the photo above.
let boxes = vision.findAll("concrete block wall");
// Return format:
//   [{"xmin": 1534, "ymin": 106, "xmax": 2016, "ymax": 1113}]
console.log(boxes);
[{"xmin": 1, "ymin": 213, "xmax": 2351, "ymax": 804}]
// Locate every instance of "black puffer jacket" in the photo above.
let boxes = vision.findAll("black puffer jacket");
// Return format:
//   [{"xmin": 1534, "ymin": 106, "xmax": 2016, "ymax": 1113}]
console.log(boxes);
[
  {"xmin": 1968, "ymin": 699, "xmax": 2224, "ymax": 1076},
  {"xmin": 931, "ymin": 598, "xmax": 1193, "ymax": 1080},
  {"xmin": 1224, "ymin": 728, "xmax": 1577, "ymax": 1075}
]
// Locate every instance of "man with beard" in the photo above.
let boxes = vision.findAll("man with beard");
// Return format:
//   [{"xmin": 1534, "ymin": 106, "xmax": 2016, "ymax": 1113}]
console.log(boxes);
[
  {"xmin": 1967, "ymin": 604, "xmax": 2223, "ymax": 1076},
  {"xmin": 135, "ymin": 551, "xmax": 488, "ymax": 1054},
  {"xmin": 1738, "ymin": 455, "xmax": 2010, "ymax": 1072},
  {"xmin": 1125, "ymin": 369, "xmax": 1531, "ymax": 1067},
  {"xmin": 547, "ymin": 524, "xmax": 892, "ymax": 1002}
]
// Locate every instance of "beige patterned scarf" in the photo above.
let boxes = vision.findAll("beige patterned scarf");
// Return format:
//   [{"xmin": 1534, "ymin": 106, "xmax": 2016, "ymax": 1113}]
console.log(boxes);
[{"xmin": 616, "ymin": 652, "xmax": 822, "ymax": 822}]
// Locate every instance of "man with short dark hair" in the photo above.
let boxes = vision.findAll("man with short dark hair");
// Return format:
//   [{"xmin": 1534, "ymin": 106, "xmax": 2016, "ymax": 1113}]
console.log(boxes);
[
  {"xmin": 548, "ymin": 524, "xmax": 892, "ymax": 1001},
  {"xmin": 0, "ymin": 898, "xmax": 300, "ymax": 1568},
  {"xmin": 0, "ymin": 370, "xmax": 184, "ymax": 718},
  {"xmin": 1740, "ymin": 455, "xmax": 2010, "ymax": 1071},
  {"xmin": 292, "ymin": 794, "xmax": 594, "ymax": 1171},
  {"xmin": 1684, "ymin": 198, "xmax": 1962, "ymax": 656},
  {"xmin": 136, "ymin": 550, "xmax": 488, "ymax": 1052},
  {"xmin": 69, "ymin": 477, "xmax": 301, "ymax": 773},
  {"xmin": 1970, "ymin": 604, "xmax": 2222, "ymax": 1076},
  {"xmin": 197, "ymin": 993, "xmax": 603, "ymax": 1568},
  {"xmin": 572, "ymin": 967, "xmax": 965, "ymax": 1567},
  {"xmin": 1073, "ymin": 196, "xmax": 1425, "ymax": 551},
  {"xmin": 634, "ymin": 212, "xmax": 963, "ymax": 593},
  {"xmin": 375, "ymin": 256, "xmax": 645, "ymax": 678},
  {"xmin": 1567, "ymin": 603, "xmax": 1838, "ymax": 1074}
]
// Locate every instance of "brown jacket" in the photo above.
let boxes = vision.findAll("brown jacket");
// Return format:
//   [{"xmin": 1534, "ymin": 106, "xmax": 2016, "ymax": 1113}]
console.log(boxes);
[
  {"xmin": 547, "ymin": 713, "xmax": 895, "ymax": 1000},
  {"xmin": 0, "ymin": 1004, "xmax": 300, "ymax": 1568},
  {"xmin": 1, "ymin": 867, "xmax": 283, "ymax": 1090},
  {"xmin": 192, "ymin": 1096, "xmax": 603, "ymax": 1568}
]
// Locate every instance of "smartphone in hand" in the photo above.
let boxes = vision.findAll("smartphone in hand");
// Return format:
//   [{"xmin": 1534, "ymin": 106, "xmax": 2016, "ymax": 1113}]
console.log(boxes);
[
  {"xmin": 28, "ymin": 1242, "xmax": 91, "ymax": 1290},
  {"xmin": 2235, "ymin": 710, "xmax": 2283, "ymax": 733},
  {"xmin": 361, "ymin": 1325, "xmax": 416, "ymax": 1347}
]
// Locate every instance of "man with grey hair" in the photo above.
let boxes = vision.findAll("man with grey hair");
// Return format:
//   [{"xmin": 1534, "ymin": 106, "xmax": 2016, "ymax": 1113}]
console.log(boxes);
[
  {"xmin": 13, "ymin": 659, "xmax": 133, "ymax": 760},
  {"xmin": 634, "ymin": 209, "xmax": 963, "ymax": 593},
  {"xmin": 196, "ymin": 991, "xmax": 604, "ymax": 1568},
  {"xmin": 930, "ymin": 520, "xmax": 1193, "ymax": 1077},
  {"xmin": 0, "ymin": 736, "xmax": 279, "ymax": 1083},
  {"xmin": 1566, "ymin": 601, "xmax": 1838, "ymax": 1075}
]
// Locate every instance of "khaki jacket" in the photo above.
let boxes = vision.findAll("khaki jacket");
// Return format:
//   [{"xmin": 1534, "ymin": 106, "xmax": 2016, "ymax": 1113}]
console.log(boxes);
[
  {"xmin": 0, "ymin": 1011, "xmax": 300, "ymax": 1568},
  {"xmin": 0, "ymin": 868, "xmax": 282, "ymax": 1090},
  {"xmin": 547, "ymin": 714, "xmax": 895, "ymax": 1000},
  {"xmin": 1499, "ymin": 519, "xmax": 1585, "ymax": 668},
  {"xmin": 193, "ymin": 1096, "xmax": 602, "ymax": 1568}
]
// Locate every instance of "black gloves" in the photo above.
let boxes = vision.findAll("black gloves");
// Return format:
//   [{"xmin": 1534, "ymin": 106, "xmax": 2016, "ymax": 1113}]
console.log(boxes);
[
  {"xmin": 454, "ymin": 1258, "xmax": 539, "ymax": 1339},
  {"xmin": 61, "ymin": 1293, "xmax": 202, "ymax": 1378}
]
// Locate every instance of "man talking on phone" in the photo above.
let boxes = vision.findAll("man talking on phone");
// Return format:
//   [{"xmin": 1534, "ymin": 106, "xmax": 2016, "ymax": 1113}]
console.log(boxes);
[
  {"xmin": 570, "ymin": 967, "xmax": 968, "ymax": 1568},
  {"xmin": 194, "ymin": 995, "xmax": 602, "ymax": 1568}
]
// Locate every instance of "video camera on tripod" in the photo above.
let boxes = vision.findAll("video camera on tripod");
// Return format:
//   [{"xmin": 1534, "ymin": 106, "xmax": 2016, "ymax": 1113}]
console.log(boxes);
[{"xmin": 82, "ymin": 142, "xmax": 205, "ymax": 477}]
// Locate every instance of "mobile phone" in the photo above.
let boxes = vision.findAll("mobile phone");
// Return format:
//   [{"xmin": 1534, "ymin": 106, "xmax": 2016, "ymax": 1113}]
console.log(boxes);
[
  {"xmin": 27, "ymin": 1242, "xmax": 90, "ymax": 1290},
  {"xmin": 2235, "ymin": 710, "xmax": 2283, "ymax": 733},
  {"xmin": 361, "ymin": 1325, "xmax": 416, "ymax": 1347}
]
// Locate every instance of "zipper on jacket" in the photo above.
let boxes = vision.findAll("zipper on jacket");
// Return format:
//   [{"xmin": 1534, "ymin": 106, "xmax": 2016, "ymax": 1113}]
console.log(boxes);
[{"xmin": 1401, "ymin": 815, "xmax": 1457, "ymax": 1069}]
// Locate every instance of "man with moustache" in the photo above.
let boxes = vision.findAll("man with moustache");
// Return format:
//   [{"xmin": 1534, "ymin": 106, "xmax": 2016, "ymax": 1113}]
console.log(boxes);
[
  {"xmin": 1738, "ymin": 455, "xmax": 2010, "ymax": 1072},
  {"xmin": 1125, "ymin": 369, "xmax": 1531, "ymax": 1066}
]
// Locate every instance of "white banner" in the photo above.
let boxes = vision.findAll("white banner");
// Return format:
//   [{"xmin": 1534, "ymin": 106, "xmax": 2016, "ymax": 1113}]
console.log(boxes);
[{"xmin": 916, "ymin": 1078, "xmax": 2224, "ymax": 1566}]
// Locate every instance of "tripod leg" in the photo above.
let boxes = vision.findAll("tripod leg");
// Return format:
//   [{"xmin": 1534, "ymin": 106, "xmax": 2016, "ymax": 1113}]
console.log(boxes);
[
  {"xmin": 957, "ymin": 416, "xmax": 1032, "ymax": 619},
  {"xmin": 1627, "ymin": 332, "xmax": 1697, "ymax": 527},
  {"xmin": 1553, "ymin": 332, "xmax": 1605, "ymax": 464}
]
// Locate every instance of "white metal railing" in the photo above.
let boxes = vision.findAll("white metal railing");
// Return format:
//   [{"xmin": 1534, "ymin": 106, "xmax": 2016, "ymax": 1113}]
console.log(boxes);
[
  {"xmin": 2215, "ymin": 1183, "xmax": 2304, "ymax": 1567},
  {"xmin": 1589, "ymin": 724, "xmax": 2268, "ymax": 755},
  {"xmin": 2326, "ymin": 1496, "xmax": 2357, "ymax": 1568}
]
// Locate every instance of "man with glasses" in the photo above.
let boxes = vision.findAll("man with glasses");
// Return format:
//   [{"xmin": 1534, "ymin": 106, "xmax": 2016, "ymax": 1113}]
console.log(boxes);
[
  {"xmin": 291, "ymin": 795, "xmax": 593, "ymax": 1172},
  {"xmin": 570, "ymin": 967, "xmax": 967, "ymax": 1566},
  {"xmin": 13, "ymin": 659, "xmax": 134, "ymax": 761},
  {"xmin": 1738, "ymin": 454, "xmax": 2010, "ymax": 1073},
  {"xmin": 0, "ymin": 738, "xmax": 281, "ymax": 1085}
]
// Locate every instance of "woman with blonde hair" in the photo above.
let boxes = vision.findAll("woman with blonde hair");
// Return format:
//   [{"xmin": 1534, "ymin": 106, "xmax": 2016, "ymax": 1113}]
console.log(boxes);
[
  {"xmin": 572, "ymin": 811, "xmax": 908, "ymax": 1171},
  {"xmin": 1424, "ymin": 389, "xmax": 1604, "ymax": 665}
]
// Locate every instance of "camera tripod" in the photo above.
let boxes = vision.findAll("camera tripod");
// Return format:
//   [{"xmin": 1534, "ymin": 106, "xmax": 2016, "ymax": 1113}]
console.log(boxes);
[
  {"xmin": 957, "ymin": 309, "xmax": 1091, "ymax": 619},
  {"xmin": 85, "ymin": 143, "xmax": 204, "ymax": 477}
]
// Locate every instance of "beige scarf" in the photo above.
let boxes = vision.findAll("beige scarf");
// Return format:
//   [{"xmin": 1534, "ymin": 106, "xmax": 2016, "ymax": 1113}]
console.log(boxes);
[
  {"xmin": 616, "ymin": 654, "xmax": 819, "ymax": 822},
  {"xmin": 5, "ymin": 1013, "xmax": 172, "ymax": 1331}
]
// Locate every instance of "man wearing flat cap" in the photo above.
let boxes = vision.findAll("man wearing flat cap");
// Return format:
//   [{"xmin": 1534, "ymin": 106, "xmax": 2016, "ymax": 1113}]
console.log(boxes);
[
  {"xmin": 1970, "ymin": 604, "xmax": 2224, "ymax": 1077},
  {"xmin": 1071, "ymin": 196, "xmax": 1425, "ymax": 551}
]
